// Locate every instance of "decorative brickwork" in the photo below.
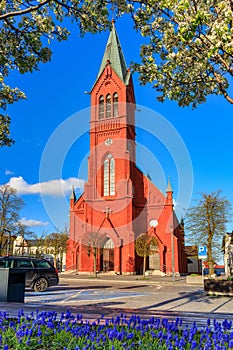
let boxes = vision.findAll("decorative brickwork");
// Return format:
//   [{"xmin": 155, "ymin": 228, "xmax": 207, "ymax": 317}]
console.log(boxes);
[{"xmin": 66, "ymin": 24, "xmax": 187, "ymax": 275}]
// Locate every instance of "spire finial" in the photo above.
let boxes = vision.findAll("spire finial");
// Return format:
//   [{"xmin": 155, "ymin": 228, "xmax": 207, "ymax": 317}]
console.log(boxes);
[
  {"xmin": 166, "ymin": 177, "xmax": 173, "ymax": 192},
  {"xmin": 70, "ymin": 185, "xmax": 76, "ymax": 201}
]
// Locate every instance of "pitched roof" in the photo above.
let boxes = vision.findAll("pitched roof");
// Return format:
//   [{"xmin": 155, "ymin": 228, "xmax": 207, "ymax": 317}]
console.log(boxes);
[{"xmin": 96, "ymin": 22, "xmax": 129, "ymax": 83}]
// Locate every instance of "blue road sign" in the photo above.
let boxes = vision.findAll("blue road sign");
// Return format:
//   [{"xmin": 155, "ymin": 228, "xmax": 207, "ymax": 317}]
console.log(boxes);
[{"xmin": 198, "ymin": 245, "xmax": 207, "ymax": 259}]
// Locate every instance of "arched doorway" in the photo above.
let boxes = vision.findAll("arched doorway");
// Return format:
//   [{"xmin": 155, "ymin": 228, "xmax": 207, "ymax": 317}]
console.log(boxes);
[
  {"xmin": 100, "ymin": 237, "xmax": 114, "ymax": 272},
  {"xmin": 149, "ymin": 240, "xmax": 160, "ymax": 271}
]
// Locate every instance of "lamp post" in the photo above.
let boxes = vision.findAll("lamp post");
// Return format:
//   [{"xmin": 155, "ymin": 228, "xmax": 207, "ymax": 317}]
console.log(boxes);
[
  {"xmin": 170, "ymin": 225, "xmax": 175, "ymax": 282},
  {"xmin": 4, "ymin": 229, "xmax": 11, "ymax": 256}
]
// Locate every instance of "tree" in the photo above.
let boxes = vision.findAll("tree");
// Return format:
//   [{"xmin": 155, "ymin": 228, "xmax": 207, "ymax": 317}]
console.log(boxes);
[
  {"xmin": 185, "ymin": 191, "xmax": 232, "ymax": 276},
  {"xmin": 86, "ymin": 232, "xmax": 106, "ymax": 278},
  {"xmin": 2, "ymin": 1, "xmax": 233, "ymax": 146},
  {"xmin": 135, "ymin": 233, "xmax": 158, "ymax": 278},
  {"xmin": 33, "ymin": 232, "xmax": 47, "ymax": 257},
  {"xmin": 0, "ymin": 184, "xmax": 24, "ymax": 255},
  {"xmin": 132, "ymin": 0, "xmax": 233, "ymax": 108},
  {"xmin": 0, "ymin": 0, "xmax": 113, "ymax": 146},
  {"xmin": 44, "ymin": 231, "xmax": 68, "ymax": 269}
]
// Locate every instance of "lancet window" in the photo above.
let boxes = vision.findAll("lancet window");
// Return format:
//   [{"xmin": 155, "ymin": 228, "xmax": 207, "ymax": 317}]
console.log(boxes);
[
  {"xmin": 106, "ymin": 94, "xmax": 111, "ymax": 118},
  {"xmin": 113, "ymin": 93, "xmax": 118, "ymax": 117},
  {"xmin": 103, "ymin": 154, "xmax": 115, "ymax": 196},
  {"xmin": 99, "ymin": 95, "xmax": 104, "ymax": 119}
]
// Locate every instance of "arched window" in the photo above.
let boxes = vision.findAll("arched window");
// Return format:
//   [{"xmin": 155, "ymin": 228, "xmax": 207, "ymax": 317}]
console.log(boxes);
[
  {"xmin": 113, "ymin": 93, "xmax": 118, "ymax": 117},
  {"xmin": 106, "ymin": 94, "xmax": 111, "ymax": 118},
  {"xmin": 99, "ymin": 95, "xmax": 104, "ymax": 119},
  {"xmin": 103, "ymin": 154, "xmax": 115, "ymax": 196}
]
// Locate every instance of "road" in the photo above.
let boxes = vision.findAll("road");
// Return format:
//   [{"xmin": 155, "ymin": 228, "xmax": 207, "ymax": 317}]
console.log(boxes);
[
  {"xmin": 0, "ymin": 274, "xmax": 233, "ymax": 328},
  {"xmin": 3, "ymin": 274, "xmax": 228, "ymax": 328}
]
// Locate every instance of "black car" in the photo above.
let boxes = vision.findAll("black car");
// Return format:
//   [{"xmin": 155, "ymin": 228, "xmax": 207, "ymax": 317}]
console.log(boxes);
[{"xmin": 0, "ymin": 256, "xmax": 59, "ymax": 292}]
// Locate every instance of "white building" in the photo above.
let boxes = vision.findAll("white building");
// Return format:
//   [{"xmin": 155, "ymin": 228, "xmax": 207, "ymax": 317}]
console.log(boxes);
[
  {"xmin": 13, "ymin": 235, "xmax": 66, "ymax": 271},
  {"xmin": 223, "ymin": 232, "xmax": 233, "ymax": 277}
]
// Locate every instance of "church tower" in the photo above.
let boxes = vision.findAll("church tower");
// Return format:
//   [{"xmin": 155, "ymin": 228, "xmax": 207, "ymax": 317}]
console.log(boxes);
[
  {"xmin": 66, "ymin": 24, "xmax": 187, "ymax": 275},
  {"xmin": 85, "ymin": 22, "xmax": 136, "ymax": 204}
]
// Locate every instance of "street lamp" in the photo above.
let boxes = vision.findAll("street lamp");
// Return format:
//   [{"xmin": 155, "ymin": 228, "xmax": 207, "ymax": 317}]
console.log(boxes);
[
  {"xmin": 4, "ymin": 229, "xmax": 11, "ymax": 256},
  {"xmin": 170, "ymin": 225, "xmax": 175, "ymax": 282}
]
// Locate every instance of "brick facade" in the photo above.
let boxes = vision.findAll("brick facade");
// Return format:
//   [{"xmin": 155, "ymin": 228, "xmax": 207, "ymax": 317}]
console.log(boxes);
[{"xmin": 66, "ymin": 25, "xmax": 187, "ymax": 275}]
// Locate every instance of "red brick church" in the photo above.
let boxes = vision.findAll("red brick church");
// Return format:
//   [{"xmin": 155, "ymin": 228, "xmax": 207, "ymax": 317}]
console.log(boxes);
[{"xmin": 66, "ymin": 24, "xmax": 187, "ymax": 275}]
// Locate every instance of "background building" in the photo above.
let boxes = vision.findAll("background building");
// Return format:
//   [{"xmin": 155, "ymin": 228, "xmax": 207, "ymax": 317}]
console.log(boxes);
[
  {"xmin": 13, "ymin": 235, "xmax": 66, "ymax": 271},
  {"xmin": 223, "ymin": 231, "xmax": 233, "ymax": 277}
]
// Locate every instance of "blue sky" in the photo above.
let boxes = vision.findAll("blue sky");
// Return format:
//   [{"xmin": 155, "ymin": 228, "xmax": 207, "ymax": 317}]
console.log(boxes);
[{"xmin": 1, "ymin": 15, "xmax": 233, "ymax": 238}]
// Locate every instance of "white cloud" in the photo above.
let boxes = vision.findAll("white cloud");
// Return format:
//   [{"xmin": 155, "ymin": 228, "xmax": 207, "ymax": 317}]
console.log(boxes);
[
  {"xmin": 19, "ymin": 218, "xmax": 49, "ymax": 227},
  {"xmin": 5, "ymin": 169, "xmax": 14, "ymax": 175},
  {"xmin": 6, "ymin": 176, "xmax": 84, "ymax": 197}
]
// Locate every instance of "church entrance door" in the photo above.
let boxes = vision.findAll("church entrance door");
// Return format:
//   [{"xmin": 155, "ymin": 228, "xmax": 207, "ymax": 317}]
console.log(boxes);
[{"xmin": 100, "ymin": 238, "xmax": 114, "ymax": 272}]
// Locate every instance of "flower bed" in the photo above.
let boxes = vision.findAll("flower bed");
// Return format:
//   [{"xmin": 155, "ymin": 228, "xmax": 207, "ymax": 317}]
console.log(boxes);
[{"xmin": 0, "ymin": 309, "xmax": 233, "ymax": 349}]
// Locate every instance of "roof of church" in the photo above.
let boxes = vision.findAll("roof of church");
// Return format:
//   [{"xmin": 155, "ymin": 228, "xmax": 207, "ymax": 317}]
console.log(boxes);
[{"xmin": 96, "ymin": 22, "xmax": 129, "ymax": 83}]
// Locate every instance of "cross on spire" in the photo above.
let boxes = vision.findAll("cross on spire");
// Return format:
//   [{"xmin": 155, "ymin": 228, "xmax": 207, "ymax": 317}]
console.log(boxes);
[{"xmin": 104, "ymin": 207, "xmax": 113, "ymax": 218}]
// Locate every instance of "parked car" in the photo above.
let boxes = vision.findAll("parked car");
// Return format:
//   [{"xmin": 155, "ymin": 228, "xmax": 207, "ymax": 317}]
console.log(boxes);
[
  {"xmin": 203, "ymin": 267, "xmax": 225, "ymax": 277},
  {"xmin": 0, "ymin": 256, "xmax": 59, "ymax": 292}
]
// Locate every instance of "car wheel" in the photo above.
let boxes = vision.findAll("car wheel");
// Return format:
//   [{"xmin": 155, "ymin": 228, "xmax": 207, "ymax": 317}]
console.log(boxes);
[{"xmin": 33, "ymin": 277, "xmax": 49, "ymax": 292}]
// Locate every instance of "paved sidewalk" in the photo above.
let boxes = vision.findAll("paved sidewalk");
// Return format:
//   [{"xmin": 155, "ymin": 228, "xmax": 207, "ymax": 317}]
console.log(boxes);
[{"xmin": 0, "ymin": 273, "xmax": 233, "ymax": 328}]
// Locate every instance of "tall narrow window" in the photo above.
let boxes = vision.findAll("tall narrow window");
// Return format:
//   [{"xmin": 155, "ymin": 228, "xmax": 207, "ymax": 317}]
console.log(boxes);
[
  {"xmin": 106, "ymin": 94, "xmax": 111, "ymax": 118},
  {"xmin": 113, "ymin": 93, "xmax": 118, "ymax": 117},
  {"xmin": 109, "ymin": 157, "xmax": 115, "ymax": 195},
  {"xmin": 99, "ymin": 95, "xmax": 104, "ymax": 119},
  {"xmin": 103, "ymin": 154, "xmax": 115, "ymax": 196},
  {"xmin": 104, "ymin": 158, "xmax": 109, "ymax": 196}
]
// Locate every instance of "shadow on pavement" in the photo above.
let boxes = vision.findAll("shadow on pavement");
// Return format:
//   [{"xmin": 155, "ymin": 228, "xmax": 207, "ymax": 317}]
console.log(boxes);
[
  {"xmin": 138, "ymin": 289, "xmax": 213, "ymax": 311},
  {"xmin": 119, "ymin": 285, "xmax": 148, "ymax": 289},
  {"xmin": 48, "ymin": 284, "xmax": 112, "ymax": 292}
]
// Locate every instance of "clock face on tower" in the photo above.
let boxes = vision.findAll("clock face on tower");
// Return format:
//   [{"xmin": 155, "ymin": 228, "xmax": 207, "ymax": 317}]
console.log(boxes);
[
  {"xmin": 105, "ymin": 138, "xmax": 113, "ymax": 146},
  {"xmin": 149, "ymin": 219, "xmax": 158, "ymax": 228}
]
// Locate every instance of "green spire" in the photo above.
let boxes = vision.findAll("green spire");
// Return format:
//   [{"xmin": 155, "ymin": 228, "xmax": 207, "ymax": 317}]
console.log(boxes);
[
  {"xmin": 166, "ymin": 177, "xmax": 173, "ymax": 192},
  {"xmin": 97, "ymin": 22, "xmax": 129, "ymax": 83}
]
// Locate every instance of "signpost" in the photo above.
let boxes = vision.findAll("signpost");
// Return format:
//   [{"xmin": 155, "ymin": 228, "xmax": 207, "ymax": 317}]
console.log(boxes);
[
  {"xmin": 198, "ymin": 245, "xmax": 207, "ymax": 259},
  {"xmin": 198, "ymin": 245, "xmax": 207, "ymax": 281}
]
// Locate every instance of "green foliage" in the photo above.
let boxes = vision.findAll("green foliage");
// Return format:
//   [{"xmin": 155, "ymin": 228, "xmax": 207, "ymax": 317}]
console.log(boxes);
[
  {"xmin": 135, "ymin": 234, "xmax": 158, "ymax": 258},
  {"xmin": 45, "ymin": 231, "xmax": 68, "ymax": 255},
  {"xmin": 131, "ymin": 0, "xmax": 233, "ymax": 108},
  {"xmin": 1, "ymin": 0, "xmax": 233, "ymax": 147},
  {"xmin": 44, "ymin": 229, "xmax": 68, "ymax": 267},
  {"xmin": 0, "ymin": 0, "xmax": 113, "ymax": 146},
  {"xmin": 185, "ymin": 191, "xmax": 232, "ymax": 275},
  {"xmin": 135, "ymin": 233, "xmax": 158, "ymax": 277}
]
